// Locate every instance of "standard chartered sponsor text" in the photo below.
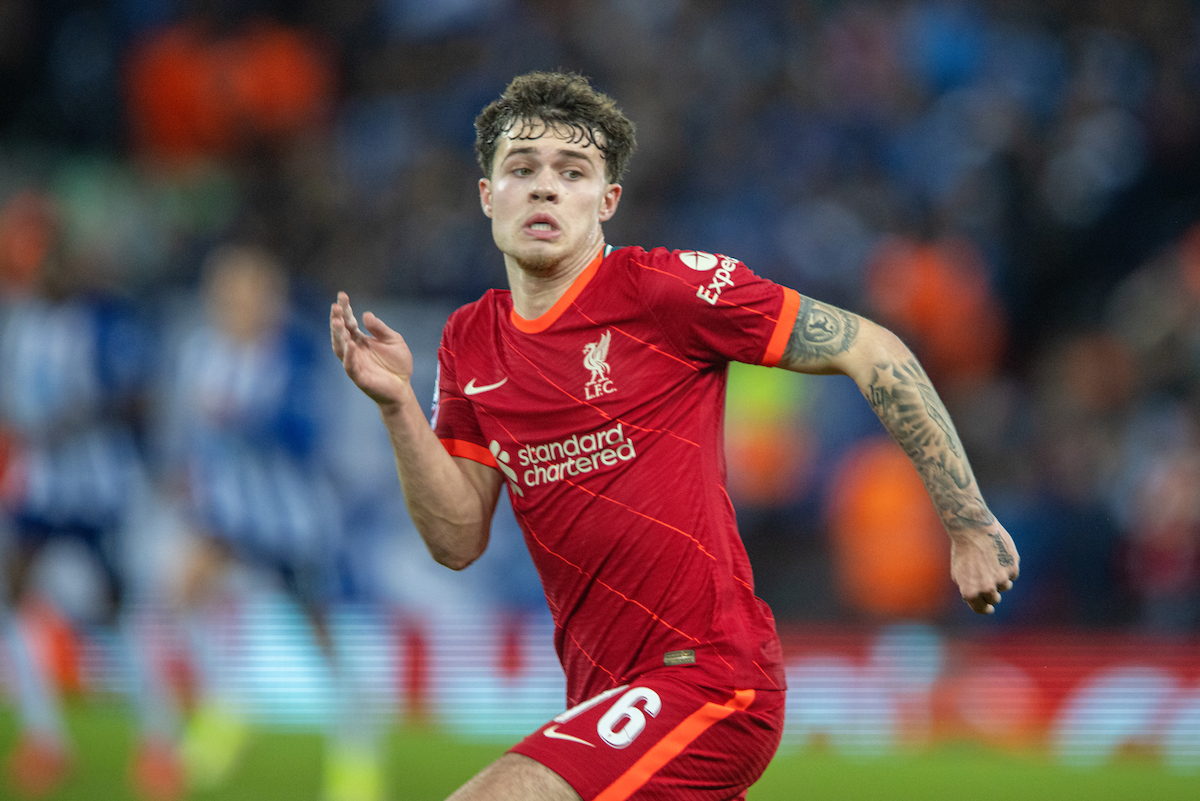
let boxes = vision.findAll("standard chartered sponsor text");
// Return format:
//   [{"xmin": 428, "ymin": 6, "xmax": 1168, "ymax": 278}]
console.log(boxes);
[{"xmin": 518, "ymin": 421, "xmax": 637, "ymax": 487}]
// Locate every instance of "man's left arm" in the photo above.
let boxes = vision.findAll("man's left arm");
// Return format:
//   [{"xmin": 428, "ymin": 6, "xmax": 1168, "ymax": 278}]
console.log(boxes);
[{"xmin": 776, "ymin": 295, "xmax": 1019, "ymax": 614}]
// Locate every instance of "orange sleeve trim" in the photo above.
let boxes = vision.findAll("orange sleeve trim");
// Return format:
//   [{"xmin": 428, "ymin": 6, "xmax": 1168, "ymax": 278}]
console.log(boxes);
[
  {"xmin": 594, "ymin": 689, "xmax": 756, "ymax": 801},
  {"xmin": 510, "ymin": 247, "xmax": 606, "ymax": 334},
  {"xmin": 761, "ymin": 287, "xmax": 801, "ymax": 367},
  {"xmin": 439, "ymin": 439, "xmax": 498, "ymax": 468}
]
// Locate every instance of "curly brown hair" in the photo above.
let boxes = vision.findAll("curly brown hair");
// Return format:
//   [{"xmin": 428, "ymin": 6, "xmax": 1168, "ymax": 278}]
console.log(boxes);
[{"xmin": 474, "ymin": 71, "xmax": 637, "ymax": 184}]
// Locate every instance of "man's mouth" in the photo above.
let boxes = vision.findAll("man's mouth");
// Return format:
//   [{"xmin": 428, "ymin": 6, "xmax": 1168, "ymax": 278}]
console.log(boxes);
[{"xmin": 524, "ymin": 216, "xmax": 560, "ymax": 239}]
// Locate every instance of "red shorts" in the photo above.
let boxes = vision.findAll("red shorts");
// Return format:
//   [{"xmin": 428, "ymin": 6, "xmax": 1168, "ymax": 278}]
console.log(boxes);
[{"xmin": 509, "ymin": 672, "xmax": 785, "ymax": 801}]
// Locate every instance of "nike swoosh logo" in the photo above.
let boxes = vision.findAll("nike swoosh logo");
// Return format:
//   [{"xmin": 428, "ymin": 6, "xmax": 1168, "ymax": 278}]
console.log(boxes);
[
  {"xmin": 464, "ymin": 377, "xmax": 508, "ymax": 396},
  {"xmin": 542, "ymin": 724, "xmax": 594, "ymax": 747}
]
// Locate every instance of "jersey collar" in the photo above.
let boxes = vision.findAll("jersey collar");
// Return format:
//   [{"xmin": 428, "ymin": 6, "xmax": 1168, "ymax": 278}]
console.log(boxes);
[{"xmin": 510, "ymin": 246, "xmax": 606, "ymax": 334}]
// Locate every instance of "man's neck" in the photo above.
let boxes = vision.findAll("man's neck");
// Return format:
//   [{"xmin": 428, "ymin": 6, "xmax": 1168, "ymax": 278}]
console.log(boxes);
[{"xmin": 506, "ymin": 237, "xmax": 604, "ymax": 320}]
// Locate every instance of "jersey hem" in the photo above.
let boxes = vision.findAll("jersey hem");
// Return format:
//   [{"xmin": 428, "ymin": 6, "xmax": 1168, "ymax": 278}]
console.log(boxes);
[
  {"xmin": 439, "ymin": 438, "xmax": 498, "ymax": 468},
  {"xmin": 760, "ymin": 287, "xmax": 800, "ymax": 367}
]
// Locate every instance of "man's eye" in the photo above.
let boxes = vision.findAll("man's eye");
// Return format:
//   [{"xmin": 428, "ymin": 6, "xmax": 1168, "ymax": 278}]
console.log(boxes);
[
  {"xmin": 514, "ymin": 167, "xmax": 533, "ymax": 176},
  {"xmin": 564, "ymin": 170, "xmax": 582, "ymax": 179}
]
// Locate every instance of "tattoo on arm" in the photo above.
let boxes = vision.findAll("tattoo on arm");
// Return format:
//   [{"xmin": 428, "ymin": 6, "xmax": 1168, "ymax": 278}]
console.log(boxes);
[
  {"xmin": 866, "ymin": 358, "xmax": 996, "ymax": 531},
  {"xmin": 780, "ymin": 296, "xmax": 860, "ymax": 369}
]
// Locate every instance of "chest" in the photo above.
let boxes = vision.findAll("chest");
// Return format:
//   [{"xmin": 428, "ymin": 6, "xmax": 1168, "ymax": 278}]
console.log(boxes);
[
  {"xmin": 0, "ymin": 303, "xmax": 103, "ymax": 427},
  {"xmin": 182, "ymin": 333, "xmax": 290, "ymax": 424},
  {"xmin": 455, "ymin": 313, "xmax": 693, "ymax": 439}
]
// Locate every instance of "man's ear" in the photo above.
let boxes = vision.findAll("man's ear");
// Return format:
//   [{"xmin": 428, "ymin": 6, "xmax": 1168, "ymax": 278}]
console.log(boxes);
[
  {"xmin": 599, "ymin": 183, "xmax": 622, "ymax": 222},
  {"xmin": 479, "ymin": 178, "xmax": 493, "ymax": 218}
]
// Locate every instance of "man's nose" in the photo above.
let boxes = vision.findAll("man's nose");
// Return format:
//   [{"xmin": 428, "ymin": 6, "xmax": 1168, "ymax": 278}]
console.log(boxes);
[{"xmin": 530, "ymin": 168, "xmax": 559, "ymax": 202}]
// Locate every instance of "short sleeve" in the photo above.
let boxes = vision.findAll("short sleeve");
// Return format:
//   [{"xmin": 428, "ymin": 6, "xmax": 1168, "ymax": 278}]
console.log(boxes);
[
  {"xmin": 635, "ymin": 248, "xmax": 800, "ymax": 367},
  {"xmin": 431, "ymin": 316, "xmax": 497, "ymax": 469}
]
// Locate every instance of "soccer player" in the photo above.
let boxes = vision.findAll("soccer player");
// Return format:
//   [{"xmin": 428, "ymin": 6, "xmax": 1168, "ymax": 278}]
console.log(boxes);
[
  {"xmin": 164, "ymin": 245, "xmax": 384, "ymax": 801},
  {"xmin": 331, "ymin": 72, "xmax": 1019, "ymax": 800},
  {"xmin": 0, "ymin": 189, "xmax": 180, "ymax": 800}
]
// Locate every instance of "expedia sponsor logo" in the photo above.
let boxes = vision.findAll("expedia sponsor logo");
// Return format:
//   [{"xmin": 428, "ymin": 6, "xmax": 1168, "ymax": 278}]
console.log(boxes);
[
  {"xmin": 517, "ymin": 422, "xmax": 636, "ymax": 488},
  {"xmin": 695, "ymin": 256, "xmax": 738, "ymax": 305}
]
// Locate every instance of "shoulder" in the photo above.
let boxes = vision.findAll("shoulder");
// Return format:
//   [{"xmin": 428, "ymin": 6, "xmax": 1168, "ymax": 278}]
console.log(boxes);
[
  {"xmin": 602, "ymin": 245, "xmax": 687, "ymax": 274},
  {"xmin": 448, "ymin": 289, "xmax": 508, "ymax": 324},
  {"xmin": 443, "ymin": 289, "xmax": 509, "ymax": 343},
  {"xmin": 600, "ymin": 246, "xmax": 694, "ymax": 290},
  {"xmin": 613, "ymin": 246, "xmax": 752, "ymax": 308},
  {"xmin": 610, "ymin": 246, "xmax": 739, "ymax": 283}
]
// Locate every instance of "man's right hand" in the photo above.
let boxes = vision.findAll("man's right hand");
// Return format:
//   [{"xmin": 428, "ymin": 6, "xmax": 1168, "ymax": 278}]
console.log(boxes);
[{"xmin": 330, "ymin": 292, "xmax": 414, "ymax": 407}]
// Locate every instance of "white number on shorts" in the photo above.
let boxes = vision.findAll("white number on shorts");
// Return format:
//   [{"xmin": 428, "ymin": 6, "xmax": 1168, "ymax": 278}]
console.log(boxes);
[
  {"xmin": 554, "ymin": 685, "xmax": 629, "ymax": 724},
  {"xmin": 597, "ymin": 687, "xmax": 662, "ymax": 749}
]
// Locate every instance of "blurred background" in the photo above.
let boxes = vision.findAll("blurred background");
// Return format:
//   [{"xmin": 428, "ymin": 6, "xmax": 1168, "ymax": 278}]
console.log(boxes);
[{"xmin": 1, "ymin": 0, "xmax": 1200, "ymax": 799}]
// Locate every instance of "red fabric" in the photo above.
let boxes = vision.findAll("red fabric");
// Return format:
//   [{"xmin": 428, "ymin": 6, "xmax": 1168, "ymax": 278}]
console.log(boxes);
[
  {"xmin": 510, "ymin": 673, "xmax": 783, "ymax": 801},
  {"xmin": 433, "ymin": 246, "xmax": 796, "ymax": 706}
]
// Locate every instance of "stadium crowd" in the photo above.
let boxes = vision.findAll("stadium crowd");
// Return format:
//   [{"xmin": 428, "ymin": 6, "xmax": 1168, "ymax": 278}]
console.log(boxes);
[{"xmin": 2, "ymin": 0, "xmax": 1200, "ymax": 797}]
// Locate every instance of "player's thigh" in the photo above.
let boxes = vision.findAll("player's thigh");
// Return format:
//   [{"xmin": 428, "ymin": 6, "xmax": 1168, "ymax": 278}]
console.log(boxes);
[
  {"xmin": 448, "ymin": 753, "xmax": 581, "ymax": 801},
  {"xmin": 511, "ymin": 674, "xmax": 784, "ymax": 801},
  {"xmin": 5, "ymin": 533, "xmax": 46, "ymax": 602}
]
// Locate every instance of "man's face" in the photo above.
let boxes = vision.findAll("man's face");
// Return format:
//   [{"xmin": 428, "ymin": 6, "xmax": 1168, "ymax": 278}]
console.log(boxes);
[
  {"xmin": 479, "ymin": 120, "xmax": 621, "ymax": 273},
  {"xmin": 205, "ymin": 249, "xmax": 286, "ymax": 344}
]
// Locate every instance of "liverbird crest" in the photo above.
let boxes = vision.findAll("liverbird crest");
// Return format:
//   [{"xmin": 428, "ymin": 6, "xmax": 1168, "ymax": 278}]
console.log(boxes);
[{"xmin": 582, "ymin": 330, "xmax": 612, "ymax": 385}]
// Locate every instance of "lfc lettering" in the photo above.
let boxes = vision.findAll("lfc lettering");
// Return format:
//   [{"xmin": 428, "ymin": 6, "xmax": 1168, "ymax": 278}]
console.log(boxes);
[{"xmin": 585, "ymin": 379, "xmax": 616, "ymax": 400}]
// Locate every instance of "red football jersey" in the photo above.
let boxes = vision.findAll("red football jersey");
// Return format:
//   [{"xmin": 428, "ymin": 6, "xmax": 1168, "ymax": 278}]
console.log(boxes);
[{"xmin": 433, "ymin": 245, "xmax": 800, "ymax": 705}]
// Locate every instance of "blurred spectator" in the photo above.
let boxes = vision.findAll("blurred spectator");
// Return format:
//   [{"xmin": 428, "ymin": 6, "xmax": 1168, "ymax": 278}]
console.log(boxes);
[
  {"xmin": 1125, "ymin": 446, "xmax": 1200, "ymax": 632},
  {"xmin": 125, "ymin": 17, "xmax": 334, "ymax": 168},
  {"xmin": 0, "ymin": 191, "xmax": 55, "ymax": 296},
  {"xmin": 724, "ymin": 362, "xmax": 815, "ymax": 508},
  {"xmin": 1101, "ymin": 218, "xmax": 1200, "ymax": 630},
  {"xmin": 826, "ymin": 437, "xmax": 951, "ymax": 620},
  {"xmin": 1015, "ymin": 332, "xmax": 1134, "ymax": 627},
  {"xmin": 865, "ymin": 231, "xmax": 1007, "ymax": 386}
]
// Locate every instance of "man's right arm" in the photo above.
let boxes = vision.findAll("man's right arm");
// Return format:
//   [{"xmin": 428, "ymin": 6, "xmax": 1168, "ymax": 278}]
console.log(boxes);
[{"xmin": 331, "ymin": 293, "xmax": 501, "ymax": 570}]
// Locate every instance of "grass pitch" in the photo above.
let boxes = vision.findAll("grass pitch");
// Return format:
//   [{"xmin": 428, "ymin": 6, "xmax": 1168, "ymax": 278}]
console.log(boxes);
[{"xmin": 0, "ymin": 701, "xmax": 1196, "ymax": 800}]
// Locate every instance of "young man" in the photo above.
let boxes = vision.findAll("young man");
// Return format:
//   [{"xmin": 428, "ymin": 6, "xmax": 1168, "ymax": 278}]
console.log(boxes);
[{"xmin": 331, "ymin": 72, "xmax": 1018, "ymax": 800}]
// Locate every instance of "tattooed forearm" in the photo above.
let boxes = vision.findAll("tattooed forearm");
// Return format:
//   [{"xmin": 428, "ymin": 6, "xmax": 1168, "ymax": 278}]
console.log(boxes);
[
  {"xmin": 780, "ymin": 296, "xmax": 860, "ymax": 369},
  {"xmin": 866, "ymin": 358, "xmax": 996, "ymax": 531}
]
